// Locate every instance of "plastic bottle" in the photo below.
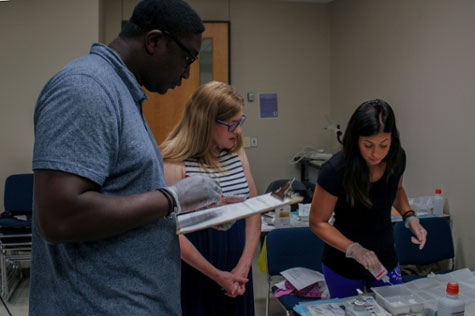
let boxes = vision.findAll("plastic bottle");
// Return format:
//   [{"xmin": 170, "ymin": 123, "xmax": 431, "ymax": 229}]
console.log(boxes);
[
  {"xmin": 437, "ymin": 282, "xmax": 465, "ymax": 316},
  {"xmin": 274, "ymin": 205, "xmax": 291, "ymax": 227},
  {"xmin": 369, "ymin": 264, "xmax": 390, "ymax": 284},
  {"xmin": 433, "ymin": 188, "xmax": 444, "ymax": 217}
]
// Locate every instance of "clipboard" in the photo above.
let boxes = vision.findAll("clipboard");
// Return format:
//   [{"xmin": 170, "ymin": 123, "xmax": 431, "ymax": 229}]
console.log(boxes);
[{"xmin": 176, "ymin": 179, "xmax": 302, "ymax": 234}]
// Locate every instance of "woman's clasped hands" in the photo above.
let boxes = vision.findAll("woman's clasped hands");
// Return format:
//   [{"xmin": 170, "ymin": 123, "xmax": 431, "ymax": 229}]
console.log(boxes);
[{"xmin": 217, "ymin": 270, "xmax": 248, "ymax": 298}]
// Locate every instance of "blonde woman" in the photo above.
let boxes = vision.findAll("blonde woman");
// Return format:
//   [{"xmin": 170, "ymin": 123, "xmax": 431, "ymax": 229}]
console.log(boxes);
[{"xmin": 161, "ymin": 81, "xmax": 260, "ymax": 316}]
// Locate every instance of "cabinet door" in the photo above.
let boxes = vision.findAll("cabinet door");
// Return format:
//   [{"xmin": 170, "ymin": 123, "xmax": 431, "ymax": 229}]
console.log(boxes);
[{"xmin": 143, "ymin": 21, "xmax": 230, "ymax": 146}]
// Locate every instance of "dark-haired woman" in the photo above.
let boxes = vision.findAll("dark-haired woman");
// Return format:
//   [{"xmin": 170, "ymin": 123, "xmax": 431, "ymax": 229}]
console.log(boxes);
[{"xmin": 309, "ymin": 99, "xmax": 427, "ymax": 298}]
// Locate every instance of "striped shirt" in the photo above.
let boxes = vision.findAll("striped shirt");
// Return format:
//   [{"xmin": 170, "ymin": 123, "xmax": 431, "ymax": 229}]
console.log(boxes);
[{"xmin": 184, "ymin": 151, "xmax": 250, "ymax": 197}]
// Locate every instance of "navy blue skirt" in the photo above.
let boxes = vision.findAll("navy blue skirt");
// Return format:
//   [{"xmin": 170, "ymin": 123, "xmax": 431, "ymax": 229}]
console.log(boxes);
[{"xmin": 181, "ymin": 219, "xmax": 255, "ymax": 316}]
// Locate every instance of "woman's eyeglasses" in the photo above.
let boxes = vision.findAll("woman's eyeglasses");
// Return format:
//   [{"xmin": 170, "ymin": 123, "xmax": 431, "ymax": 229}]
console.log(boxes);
[{"xmin": 216, "ymin": 113, "xmax": 247, "ymax": 132}]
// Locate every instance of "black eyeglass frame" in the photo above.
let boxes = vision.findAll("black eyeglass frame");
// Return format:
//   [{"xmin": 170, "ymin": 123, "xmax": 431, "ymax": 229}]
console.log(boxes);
[
  {"xmin": 162, "ymin": 30, "xmax": 198, "ymax": 68},
  {"xmin": 216, "ymin": 113, "xmax": 247, "ymax": 132}
]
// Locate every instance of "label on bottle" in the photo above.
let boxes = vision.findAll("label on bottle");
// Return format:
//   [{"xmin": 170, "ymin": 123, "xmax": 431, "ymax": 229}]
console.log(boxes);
[
  {"xmin": 370, "ymin": 264, "xmax": 388, "ymax": 282},
  {"xmin": 374, "ymin": 269, "xmax": 387, "ymax": 280},
  {"xmin": 438, "ymin": 295, "xmax": 465, "ymax": 316}
]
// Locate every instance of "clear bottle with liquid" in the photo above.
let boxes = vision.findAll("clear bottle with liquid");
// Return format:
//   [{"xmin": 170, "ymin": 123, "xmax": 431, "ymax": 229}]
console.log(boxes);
[
  {"xmin": 433, "ymin": 188, "xmax": 444, "ymax": 217},
  {"xmin": 437, "ymin": 282, "xmax": 465, "ymax": 316},
  {"xmin": 274, "ymin": 205, "xmax": 291, "ymax": 227}
]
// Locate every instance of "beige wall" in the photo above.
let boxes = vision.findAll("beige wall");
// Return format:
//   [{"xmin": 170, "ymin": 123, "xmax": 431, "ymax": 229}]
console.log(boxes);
[
  {"xmin": 0, "ymin": 0, "xmax": 99, "ymax": 207},
  {"xmin": 329, "ymin": 0, "xmax": 475, "ymax": 270},
  {"xmin": 2, "ymin": 0, "xmax": 474, "ymax": 270},
  {"xmin": 105, "ymin": 0, "xmax": 332, "ymax": 195},
  {"xmin": 221, "ymin": 1, "xmax": 331, "ymax": 195}
]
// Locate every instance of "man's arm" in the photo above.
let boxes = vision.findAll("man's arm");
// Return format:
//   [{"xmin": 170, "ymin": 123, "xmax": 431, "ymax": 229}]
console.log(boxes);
[{"xmin": 34, "ymin": 170, "xmax": 170, "ymax": 244}]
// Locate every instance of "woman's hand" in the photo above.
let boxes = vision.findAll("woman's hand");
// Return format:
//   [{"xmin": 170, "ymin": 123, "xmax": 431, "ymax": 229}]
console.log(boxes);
[
  {"xmin": 346, "ymin": 242, "xmax": 384, "ymax": 276},
  {"xmin": 212, "ymin": 195, "xmax": 247, "ymax": 230},
  {"xmin": 406, "ymin": 217, "xmax": 427, "ymax": 249},
  {"xmin": 221, "ymin": 195, "xmax": 247, "ymax": 204},
  {"xmin": 230, "ymin": 263, "xmax": 250, "ymax": 296},
  {"xmin": 215, "ymin": 270, "xmax": 248, "ymax": 298}
]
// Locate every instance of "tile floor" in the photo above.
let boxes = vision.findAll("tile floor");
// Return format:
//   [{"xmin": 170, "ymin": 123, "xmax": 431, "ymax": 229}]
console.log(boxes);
[
  {"xmin": 0, "ymin": 279, "xmax": 287, "ymax": 316},
  {"xmin": 0, "ymin": 274, "xmax": 28, "ymax": 316},
  {"xmin": 0, "ymin": 255, "xmax": 288, "ymax": 316}
]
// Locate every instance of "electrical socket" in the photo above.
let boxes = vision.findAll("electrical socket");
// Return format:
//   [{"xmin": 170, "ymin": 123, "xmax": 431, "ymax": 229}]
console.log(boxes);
[{"xmin": 250, "ymin": 137, "xmax": 258, "ymax": 147}]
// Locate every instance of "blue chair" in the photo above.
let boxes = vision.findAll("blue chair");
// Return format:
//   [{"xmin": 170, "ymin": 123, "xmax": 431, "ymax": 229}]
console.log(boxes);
[
  {"xmin": 0, "ymin": 173, "xmax": 33, "ymax": 231},
  {"xmin": 265, "ymin": 227, "xmax": 325, "ymax": 316},
  {"xmin": 393, "ymin": 217, "xmax": 454, "ymax": 283},
  {"xmin": 0, "ymin": 173, "xmax": 33, "ymax": 300}
]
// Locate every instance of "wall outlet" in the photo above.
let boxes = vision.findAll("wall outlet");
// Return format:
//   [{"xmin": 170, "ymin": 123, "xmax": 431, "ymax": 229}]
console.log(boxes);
[
  {"xmin": 250, "ymin": 137, "xmax": 258, "ymax": 147},
  {"xmin": 247, "ymin": 92, "xmax": 255, "ymax": 102}
]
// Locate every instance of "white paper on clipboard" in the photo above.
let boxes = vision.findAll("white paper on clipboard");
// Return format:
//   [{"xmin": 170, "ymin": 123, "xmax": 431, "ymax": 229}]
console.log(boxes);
[{"xmin": 176, "ymin": 192, "xmax": 302, "ymax": 235}]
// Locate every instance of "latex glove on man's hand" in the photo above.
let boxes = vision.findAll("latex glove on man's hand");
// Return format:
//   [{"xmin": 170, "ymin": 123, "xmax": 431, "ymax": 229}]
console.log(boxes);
[
  {"xmin": 165, "ymin": 175, "xmax": 222, "ymax": 214},
  {"xmin": 346, "ymin": 242, "xmax": 384, "ymax": 276},
  {"xmin": 405, "ymin": 216, "xmax": 427, "ymax": 249}
]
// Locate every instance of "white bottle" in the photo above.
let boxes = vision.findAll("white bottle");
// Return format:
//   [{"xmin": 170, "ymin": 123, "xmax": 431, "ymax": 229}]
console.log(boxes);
[
  {"xmin": 369, "ymin": 263, "xmax": 390, "ymax": 284},
  {"xmin": 438, "ymin": 282, "xmax": 465, "ymax": 316},
  {"xmin": 433, "ymin": 188, "xmax": 444, "ymax": 217}
]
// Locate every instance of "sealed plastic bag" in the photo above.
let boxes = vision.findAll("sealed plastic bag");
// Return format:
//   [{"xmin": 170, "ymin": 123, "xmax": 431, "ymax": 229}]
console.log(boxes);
[{"xmin": 408, "ymin": 196, "xmax": 434, "ymax": 214}]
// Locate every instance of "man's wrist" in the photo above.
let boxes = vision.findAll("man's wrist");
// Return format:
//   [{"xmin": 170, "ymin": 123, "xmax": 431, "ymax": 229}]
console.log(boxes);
[{"xmin": 157, "ymin": 188, "xmax": 179, "ymax": 218}]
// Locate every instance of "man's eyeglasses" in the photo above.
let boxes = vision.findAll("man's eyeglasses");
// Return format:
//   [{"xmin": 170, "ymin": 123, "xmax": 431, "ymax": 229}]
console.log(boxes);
[
  {"xmin": 162, "ymin": 30, "xmax": 197, "ymax": 68},
  {"xmin": 216, "ymin": 113, "xmax": 247, "ymax": 132}
]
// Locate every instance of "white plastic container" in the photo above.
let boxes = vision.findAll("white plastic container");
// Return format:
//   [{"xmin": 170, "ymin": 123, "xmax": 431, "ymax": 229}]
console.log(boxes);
[
  {"xmin": 371, "ymin": 284, "xmax": 424, "ymax": 315},
  {"xmin": 432, "ymin": 188, "xmax": 444, "ymax": 217},
  {"xmin": 438, "ymin": 282, "xmax": 465, "ymax": 316}
]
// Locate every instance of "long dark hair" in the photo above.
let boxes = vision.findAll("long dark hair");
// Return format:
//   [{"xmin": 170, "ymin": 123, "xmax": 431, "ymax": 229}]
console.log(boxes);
[{"xmin": 342, "ymin": 99, "xmax": 402, "ymax": 207}]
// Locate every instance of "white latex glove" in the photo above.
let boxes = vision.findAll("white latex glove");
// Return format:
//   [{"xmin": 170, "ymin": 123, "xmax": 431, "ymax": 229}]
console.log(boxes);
[
  {"xmin": 405, "ymin": 217, "xmax": 427, "ymax": 249},
  {"xmin": 165, "ymin": 175, "xmax": 222, "ymax": 214},
  {"xmin": 346, "ymin": 242, "xmax": 383, "ymax": 275}
]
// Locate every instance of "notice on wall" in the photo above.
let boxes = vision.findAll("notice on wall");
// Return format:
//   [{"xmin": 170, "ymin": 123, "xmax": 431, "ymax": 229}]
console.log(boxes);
[{"xmin": 259, "ymin": 93, "xmax": 278, "ymax": 119}]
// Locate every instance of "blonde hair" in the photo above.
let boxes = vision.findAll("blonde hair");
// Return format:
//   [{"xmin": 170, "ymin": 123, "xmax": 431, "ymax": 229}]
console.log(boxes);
[{"xmin": 161, "ymin": 81, "xmax": 244, "ymax": 169}]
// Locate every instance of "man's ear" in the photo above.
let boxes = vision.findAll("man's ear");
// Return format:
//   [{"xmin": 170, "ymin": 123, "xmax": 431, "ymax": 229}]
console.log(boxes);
[{"xmin": 144, "ymin": 30, "xmax": 165, "ymax": 55}]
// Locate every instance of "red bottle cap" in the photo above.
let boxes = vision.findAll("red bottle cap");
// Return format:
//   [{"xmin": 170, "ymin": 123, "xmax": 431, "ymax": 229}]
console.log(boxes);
[
  {"xmin": 436, "ymin": 188, "xmax": 442, "ymax": 194},
  {"xmin": 446, "ymin": 282, "xmax": 459, "ymax": 295}
]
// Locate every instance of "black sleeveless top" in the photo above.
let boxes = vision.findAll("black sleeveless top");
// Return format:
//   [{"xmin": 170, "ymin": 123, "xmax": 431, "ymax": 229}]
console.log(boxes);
[{"xmin": 317, "ymin": 150, "xmax": 406, "ymax": 279}]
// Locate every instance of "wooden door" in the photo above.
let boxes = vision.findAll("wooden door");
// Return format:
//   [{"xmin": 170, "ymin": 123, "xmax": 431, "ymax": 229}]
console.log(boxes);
[{"xmin": 143, "ymin": 22, "xmax": 230, "ymax": 146}]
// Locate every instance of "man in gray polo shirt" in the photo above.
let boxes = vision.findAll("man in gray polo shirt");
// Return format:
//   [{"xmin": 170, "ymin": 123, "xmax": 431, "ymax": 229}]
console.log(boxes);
[{"xmin": 30, "ymin": 1, "xmax": 221, "ymax": 315}]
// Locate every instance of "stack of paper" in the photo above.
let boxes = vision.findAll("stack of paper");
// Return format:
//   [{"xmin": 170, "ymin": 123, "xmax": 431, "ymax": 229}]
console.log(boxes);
[
  {"xmin": 176, "ymin": 193, "xmax": 303, "ymax": 234},
  {"xmin": 280, "ymin": 267, "xmax": 326, "ymax": 291}
]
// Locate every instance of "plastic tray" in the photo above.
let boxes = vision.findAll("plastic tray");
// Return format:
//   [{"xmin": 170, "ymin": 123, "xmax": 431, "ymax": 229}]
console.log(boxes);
[{"xmin": 371, "ymin": 284, "xmax": 425, "ymax": 315}]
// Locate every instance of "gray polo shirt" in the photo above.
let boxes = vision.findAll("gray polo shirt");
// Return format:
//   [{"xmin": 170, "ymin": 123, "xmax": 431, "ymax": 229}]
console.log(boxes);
[{"xmin": 30, "ymin": 43, "xmax": 180, "ymax": 315}]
